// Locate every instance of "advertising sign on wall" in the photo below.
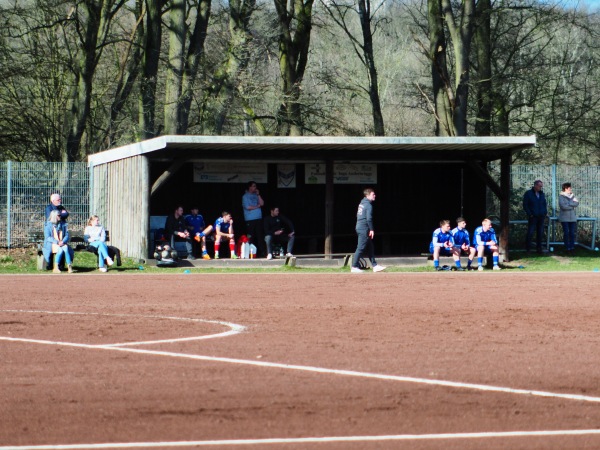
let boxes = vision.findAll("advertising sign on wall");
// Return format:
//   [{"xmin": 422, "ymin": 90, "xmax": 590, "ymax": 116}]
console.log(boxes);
[
  {"xmin": 193, "ymin": 162, "xmax": 267, "ymax": 183},
  {"xmin": 305, "ymin": 163, "xmax": 377, "ymax": 184}
]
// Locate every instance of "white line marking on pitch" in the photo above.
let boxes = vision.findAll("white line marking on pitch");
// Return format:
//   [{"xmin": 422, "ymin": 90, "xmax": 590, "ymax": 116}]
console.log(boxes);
[
  {"xmin": 2, "ymin": 334, "xmax": 600, "ymax": 404},
  {"xmin": 0, "ymin": 310, "xmax": 245, "ymax": 346},
  {"xmin": 2, "ymin": 429, "xmax": 600, "ymax": 449}
]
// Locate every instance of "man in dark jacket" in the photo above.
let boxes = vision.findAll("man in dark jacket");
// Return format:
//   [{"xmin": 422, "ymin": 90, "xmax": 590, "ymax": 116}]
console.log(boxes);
[
  {"xmin": 165, "ymin": 206, "xmax": 194, "ymax": 260},
  {"xmin": 45, "ymin": 193, "xmax": 69, "ymax": 222},
  {"xmin": 523, "ymin": 180, "xmax": 548, "ymax": 253},
  {"xmin": 264, "ymin": 206, "xmax": 295, "ymax": 259},
  {"xmin": 351, "ymin": 188, "xmax": 386, "ymax": 273}
]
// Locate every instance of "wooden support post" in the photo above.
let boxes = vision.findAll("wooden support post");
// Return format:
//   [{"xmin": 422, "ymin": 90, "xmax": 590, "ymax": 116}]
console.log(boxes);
[
  {"xmin": 500, "ymin": 154, "xmax": 511, "ymax": 261},
  {"xmin": 324, "ymin": 160, "xmax": 334, "ymax": 259}
]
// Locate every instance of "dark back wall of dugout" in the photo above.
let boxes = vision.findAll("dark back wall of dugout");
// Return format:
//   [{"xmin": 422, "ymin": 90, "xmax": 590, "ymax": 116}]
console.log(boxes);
[{"xmin": 150, "ymin": 162, "xmax": 487, "ymax": 255}]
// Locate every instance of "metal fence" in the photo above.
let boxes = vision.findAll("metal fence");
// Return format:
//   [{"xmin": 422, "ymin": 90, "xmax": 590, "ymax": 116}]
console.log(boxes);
[
  {"xmin": 1, "ymin": 161, "xmax": 599, "ymax": 250},
  {"xmin": 489, "ymin": 164, "xmax": 600, "ymax": 249},
  {"xmin": 0, "ymin": 162, "xmax": 89, "ymax": 247}
]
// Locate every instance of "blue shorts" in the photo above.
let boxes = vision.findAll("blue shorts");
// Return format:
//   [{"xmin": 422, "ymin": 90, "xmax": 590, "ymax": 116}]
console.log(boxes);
[{"xmin": 429, "ymin": 243, "xmax": 452, "ymax": 256}]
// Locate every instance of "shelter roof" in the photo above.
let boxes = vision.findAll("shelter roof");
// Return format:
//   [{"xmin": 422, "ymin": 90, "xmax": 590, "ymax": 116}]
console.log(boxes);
[{"xmin": 88, "ymin": 135, "xmax": 537, "ymax": 166}]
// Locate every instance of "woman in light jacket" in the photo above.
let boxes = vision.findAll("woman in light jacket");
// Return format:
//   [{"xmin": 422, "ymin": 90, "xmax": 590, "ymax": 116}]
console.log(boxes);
[
  {"xmin": 84, "ymin": 215, "xmax": 113, "ymax": 272},
  {"xmin": 558, "ymin": 182, "xmax": 579, "ymax": 254},
  {"xmin": 43, "ymin": 209, "xmax": 74, "ymax": 273}
]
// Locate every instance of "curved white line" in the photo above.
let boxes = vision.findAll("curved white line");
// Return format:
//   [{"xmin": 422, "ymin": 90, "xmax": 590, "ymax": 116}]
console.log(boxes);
[{"xmin": 0, "ymin": 309, "xmax": 245, "ymax": 346}]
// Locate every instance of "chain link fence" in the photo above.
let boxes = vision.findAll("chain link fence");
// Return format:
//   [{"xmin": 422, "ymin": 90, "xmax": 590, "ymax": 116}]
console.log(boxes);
[
  {"xmin": 488, "ymin": 164, "xmax": 600, "ymax": 249},
  {"xmin": 0, "ymin": 162, "xmax": 89, "ymax": 247}
]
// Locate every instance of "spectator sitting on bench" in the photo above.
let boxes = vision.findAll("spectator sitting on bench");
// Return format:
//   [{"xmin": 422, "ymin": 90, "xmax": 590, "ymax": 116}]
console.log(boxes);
[
  {"xmin": 185, "ymin": 206, "xmax": 213, "ymax": 260},
  {"xmin": 474, "ymin": 218, "xmax": 501, "ymax": 271},
  {"xmin": 451, "ymin": 217, "xmax": 476, "ymax": 271},
  {"xmin": 44, "ymin": 210, "xmax": 74, "ymax": 274},
  {"xmin": 264, "ymin": 206, "xmax": 295, "ymax": 259},
  {"xmin": 429, "ymin": 219, "xmax": 458, "ymax": 271},
  {"xmin": 214, "ymin": 211, "xmax": 238, "ymax": 259},
  {"xmin": 84, "ymin": 215, "xmax": 114, "ymax": 272},
  {"xmin": 165, "ymin": 206, "xmax": 194, "ymax": 260}
]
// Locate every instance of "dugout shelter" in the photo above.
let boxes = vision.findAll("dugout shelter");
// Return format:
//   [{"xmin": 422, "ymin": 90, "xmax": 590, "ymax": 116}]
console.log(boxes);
[{"xmin": 88, "ymin": 135, "xmax": 536, "ymax": 261}]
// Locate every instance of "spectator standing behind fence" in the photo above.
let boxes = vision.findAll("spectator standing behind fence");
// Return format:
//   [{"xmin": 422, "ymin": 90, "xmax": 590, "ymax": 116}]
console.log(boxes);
[
  {"xmin": 523, "ymin": 180, "xmax": 548, "ymax": 254},
  {"xmin": 43, "ymin": 210, "xmax": 74, "ymax": 274},
  {"xmin": 45, "ymin": 193, "xmax": 69, "ymax": 222},
  {"xmin": 350, "ymin": 188, "xmax": 386, "ymax": 274},
  {"xmin": 84, "ymin": 215, "xmax": 114, "ymax": 272},
  {"xmin": 165, "ymin": 206, "xmax": 194, "ymax": 260},
  {"xmin": 558, "ymin": 182, "xmax": 579, "ymax": 255},
  {"xmin": 242, "ymin": 181, "xmax": 265, "ymax": 257},
  {"xmin": 264, "ymin": 206, "xmax": 295, "ymax": 259}
]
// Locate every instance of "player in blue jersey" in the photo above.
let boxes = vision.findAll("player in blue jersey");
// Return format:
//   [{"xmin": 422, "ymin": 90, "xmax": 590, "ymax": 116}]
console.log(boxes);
[
  {"xmin": 185, "ymin": 207, "xmax": 214, "ymax": 259},
  {"xmin": 214, "ymin": 211, "xmax": 238, "ymax": 259},
  {"xmin": 429, "ymin": 219, "xmax": 458, "ymax": 271},
  {"xmin": 473, "ymin": 218, "xmax": 501, "ymax": 271},
  {"xmin": 451, "ymin": 217, "xmax": 476, "ymax": 271}
]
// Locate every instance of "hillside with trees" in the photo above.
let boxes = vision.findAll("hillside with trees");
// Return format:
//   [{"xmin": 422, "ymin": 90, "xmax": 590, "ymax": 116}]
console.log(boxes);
[{"xmin": 1, "ymin": 0, "xmax": 599, "ymax": 163}]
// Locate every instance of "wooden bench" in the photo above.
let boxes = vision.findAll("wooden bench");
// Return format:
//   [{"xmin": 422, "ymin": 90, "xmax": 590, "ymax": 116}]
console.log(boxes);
[{"xmin": 29, "ymin": 230, "xmax": 119, "ymax": 270}]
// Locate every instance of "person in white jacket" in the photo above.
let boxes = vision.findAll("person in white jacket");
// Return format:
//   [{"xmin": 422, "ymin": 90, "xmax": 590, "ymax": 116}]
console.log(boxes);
[
  {"xmin": 84, "ymin": 215, "xmax": 114, "ymax": 272},
  {"xmin": 558, "ymin": 182, "xmax": 579, "ymax": 254}
]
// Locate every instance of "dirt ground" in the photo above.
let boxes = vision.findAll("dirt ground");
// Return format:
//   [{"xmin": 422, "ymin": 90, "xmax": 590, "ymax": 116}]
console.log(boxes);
[{"xmin": 2, "ymin": 272, "xmax": 600, "ymax": 449}]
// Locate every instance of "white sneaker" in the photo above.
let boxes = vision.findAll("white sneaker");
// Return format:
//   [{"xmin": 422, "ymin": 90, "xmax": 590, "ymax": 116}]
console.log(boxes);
[
  {"xmin": 99, "ymin": 267, "xmax": 107, "ymax": 272},
  {"xmin": 286, "ymin": 253, "xmax": 293, "ymax": 257},
  {"xmin": 267, "ymin": 253, "xmax": 273, "ymax": 260},
  {"xmin": 350, "ymin": 267, "xmax": 364, "ymax": 273},
  {"xmin": 477, "ymin": 266, "xmax": 484, "ymax": 271},
  {"xmin": 372, "ymin": 265, "xmax": 387, "ymax": 273},
  {"xmin": 493, "ymin": 265, "xmax": 502, "ymax": 270},
  {"xmin": 106, "ymin": 257, "xmax": 114, "ymax": 266}
]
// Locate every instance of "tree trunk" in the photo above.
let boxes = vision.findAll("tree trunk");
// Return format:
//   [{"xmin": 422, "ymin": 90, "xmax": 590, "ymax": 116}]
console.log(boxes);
[
  {"xmin": 164, "ymin": 0, "xmax": 186, "ymax": 134},
  {"xmin": 212, "ymin": 0, "xmax": 255, "ymax": 135},
  {"xmin": 140, "ymin": 0, "xmax": 162, "ymax": 139},
  {"xmin": 441, "ymin": 0, "xmax": 475, "ymax": 136},
  {"xmin": 474, "ymin": 0, "xmax": 491, "ymax": 136},
  {"xmin": 428, "ymin": 0, "xmax": 453, "ymax": 136},
  {"xmin": 178, "ymin": 0, "xmax": 211, "ymax": 134},
  {"xmin": 274, "ymin": 0, "xmax": 313, "ymax": 136},
  {"xmin": 358, "ymin": 0, "xmax": 384, "ymax": 136},
  {"xmin": 65, "ymin": 0, "xmax": 105, "ymax": 161}
]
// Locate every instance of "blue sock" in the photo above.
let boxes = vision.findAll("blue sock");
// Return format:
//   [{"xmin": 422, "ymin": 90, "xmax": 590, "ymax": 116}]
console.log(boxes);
[
  {"xmin": 477, "ymin": 257, "xmax": 483, "ymax": 266},
  {"xmin": 467, "ymin": 260, "xmax": 472, "ymax": 267},
  {"xmin": 455, "ymin": 261, "xmax": 462, "ymax": 268},
  {"xmin": 434, "ymin": 260, "xmax": 439, "ymax": 268},
  {"xmin": 493, "ymin": 256, "xmax": 499, "ymax": 266}
]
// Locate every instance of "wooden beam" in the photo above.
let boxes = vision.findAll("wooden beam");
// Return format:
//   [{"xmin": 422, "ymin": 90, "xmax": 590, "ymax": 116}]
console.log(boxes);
[
  {"xmin": 467, "ymin": 160, "xmax": 504, "ymax": 201},
  {"xmin": 324, "ymin": 160, "xmax": 334, "ymax": 259},
  {"xmin": 150, "ymin": 160, "xmax": 186, "ymax": 197},
  {"xmin": 499, "ymin": 154, "xmax": 511, "ymax": 261}
]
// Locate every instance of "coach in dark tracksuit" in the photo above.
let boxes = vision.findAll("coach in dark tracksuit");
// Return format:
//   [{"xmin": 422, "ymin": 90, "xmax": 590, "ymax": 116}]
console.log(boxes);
[
  {"xmin": 523, "ymin": 180, "xmax": 548, "ymax": 253},
  {"xmin": 351, "ymin": 188, "xmax": 386, "ymax": 273}
]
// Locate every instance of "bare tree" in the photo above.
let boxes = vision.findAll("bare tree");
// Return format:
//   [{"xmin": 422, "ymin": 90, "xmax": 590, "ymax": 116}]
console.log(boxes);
[
  {"xmin": 273, "ymin": 0, "xmax": 314, "ymax": 136},
  {"xmin": 319, "ymin": 0, "xmax": 385, "ymax": 135}
]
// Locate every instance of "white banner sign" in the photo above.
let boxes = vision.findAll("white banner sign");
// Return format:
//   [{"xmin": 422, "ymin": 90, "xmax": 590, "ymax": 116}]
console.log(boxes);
[
  {"xmin": 277, "ymin": 164, "xmax": 296, "ymax": 188},
  {"xmin": 193, "ymin": 162, "xmax": 267, "ymax": 183},
  {"xmin": 305, "ymin": 163, "xmax": 377, "ymax": 184}
]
